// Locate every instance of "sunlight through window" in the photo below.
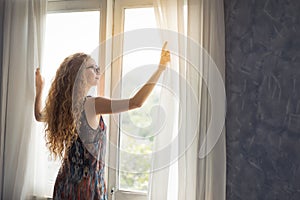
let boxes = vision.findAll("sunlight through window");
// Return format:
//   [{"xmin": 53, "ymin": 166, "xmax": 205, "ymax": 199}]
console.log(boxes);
[{"xmin": 119, "ymin": 7, "xmax": 160, "ymax": 193}]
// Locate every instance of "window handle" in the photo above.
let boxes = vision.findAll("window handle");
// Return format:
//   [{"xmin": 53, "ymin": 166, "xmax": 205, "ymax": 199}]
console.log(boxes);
[{"xmin": 110, "ymin": 186, "xmax": 117, "ymax": 195}]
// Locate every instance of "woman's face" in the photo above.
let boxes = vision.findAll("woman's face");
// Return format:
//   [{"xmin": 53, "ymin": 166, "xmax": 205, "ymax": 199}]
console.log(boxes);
[{"xmin": 84, "ymin": 58, "xmax": 100, "ymax": 87}]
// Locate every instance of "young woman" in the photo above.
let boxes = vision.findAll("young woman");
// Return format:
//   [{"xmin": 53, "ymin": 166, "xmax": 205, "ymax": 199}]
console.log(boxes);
[{"xmin": 34, "ymin": 42, "xmax": 170, "ymax": 199}]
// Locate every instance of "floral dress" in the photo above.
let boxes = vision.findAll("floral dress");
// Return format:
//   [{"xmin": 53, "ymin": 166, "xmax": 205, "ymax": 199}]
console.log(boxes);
[{"xmin": 53, "ymin": 106, "xmax": 107, "ymax": 200}]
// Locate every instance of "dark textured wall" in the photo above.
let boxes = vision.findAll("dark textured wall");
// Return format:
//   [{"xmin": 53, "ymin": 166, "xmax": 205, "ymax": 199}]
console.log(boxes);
[{"xmin": 225, "ymin": 0, "xmax": 300, "ymax": 199}]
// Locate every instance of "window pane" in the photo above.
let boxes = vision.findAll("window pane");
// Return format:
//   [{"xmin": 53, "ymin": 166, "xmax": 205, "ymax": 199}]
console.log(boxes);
[
  {"xmin": 119, "ymin": 7, "xmax": 160, "ymax": 192},
  {"xmin": 44, "ymin": 11, "xmax": 100, "ymax": 89}
]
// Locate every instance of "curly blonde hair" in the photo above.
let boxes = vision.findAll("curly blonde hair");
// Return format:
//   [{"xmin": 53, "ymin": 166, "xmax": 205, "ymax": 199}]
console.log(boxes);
[{"xmin": 44, "ymin": 53, "xmax": 91, "ymax": 159}]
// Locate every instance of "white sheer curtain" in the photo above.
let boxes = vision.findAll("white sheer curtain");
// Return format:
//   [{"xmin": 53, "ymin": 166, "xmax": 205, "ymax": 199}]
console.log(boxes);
[
  {"xmin": 149, "ymin": 0, "xmax": 226, "ymax": 199},
  {"xmin": 0, "ymin": 0, "xmax": 47, "ymax": 199}
]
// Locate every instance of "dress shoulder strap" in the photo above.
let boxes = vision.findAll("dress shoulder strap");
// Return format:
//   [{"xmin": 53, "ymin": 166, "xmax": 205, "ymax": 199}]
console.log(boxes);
[{"xmin": 83, "ymin": 95, "xmax": 92, "ymax": 104}]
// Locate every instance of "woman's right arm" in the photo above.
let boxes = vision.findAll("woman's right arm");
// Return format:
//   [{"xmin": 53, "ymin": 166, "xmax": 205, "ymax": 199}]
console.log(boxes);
[{"xmin": 35, "ymin": 68, "xmax": 46, "ymax": 122}]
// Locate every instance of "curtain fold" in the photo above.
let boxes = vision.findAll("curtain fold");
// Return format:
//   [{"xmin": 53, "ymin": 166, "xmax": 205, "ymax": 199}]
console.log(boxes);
[
  {"xmin": 149, "ymin": 1, "xmax": 184, "ymax": 200},
  {"xmin": 0, "ymin": 0, "xmax": 47, "ymax": 199},
  {"xmin": 149, "ymin": 0, "xmax": 226, "ymax": 199},
  {"xmin": 188, "ymin": 0, "xmax": 226, "ymax": 199}
]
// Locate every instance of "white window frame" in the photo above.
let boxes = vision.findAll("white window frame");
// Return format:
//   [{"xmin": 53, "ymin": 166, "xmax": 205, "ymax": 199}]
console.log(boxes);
[
  {"xmin": 107, "ymin": 0, "xmax": 154, "ymax": 200},
  {"xmin": 45, "ymin": 1, "xmax": 157, "ymax": 200},
  {"xmin": 43, "ymin": 0, "xmax": 112, "ymax": 198}
]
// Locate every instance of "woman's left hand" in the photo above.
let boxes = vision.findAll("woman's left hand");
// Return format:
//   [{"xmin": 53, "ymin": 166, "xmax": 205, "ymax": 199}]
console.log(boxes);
[{"xmin": 159, "ymin": 41, "xmax": 171, "ymax": 71}]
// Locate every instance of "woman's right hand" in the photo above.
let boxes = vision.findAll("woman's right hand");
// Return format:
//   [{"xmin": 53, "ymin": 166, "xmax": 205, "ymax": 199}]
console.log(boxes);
[{"xmin": 35, "ymin": 68, "xmax": 44, "ymax": 94}]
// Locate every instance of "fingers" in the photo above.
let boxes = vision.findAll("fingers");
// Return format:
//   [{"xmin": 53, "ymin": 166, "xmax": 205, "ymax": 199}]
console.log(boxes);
[
  {"xmin": 161, "ymin": 41, "xmax": 170, "ymax": 57},
  {"xmin": 162, "ymin": 41, "xmax": 168, "ymax": 50},
  {"xmin": 35, "ymin": 67, "xmax": 44, "ymax": 81},
  {"xmin": 164, "ymin": 50, "xmax": 170, "ymax": 55},
  {"xmin": 35, "ymin": 67, "xmax": 42, "ymax": 76},
  {"xmin": 159, "ymin": 42, "xmax": 171, "ymax": 68},
  {"xmin": 161, "ymin": 49, "xmax": 170, "ymax": 57}
]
